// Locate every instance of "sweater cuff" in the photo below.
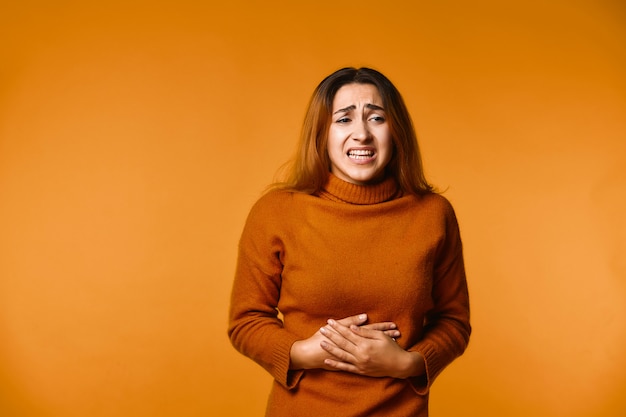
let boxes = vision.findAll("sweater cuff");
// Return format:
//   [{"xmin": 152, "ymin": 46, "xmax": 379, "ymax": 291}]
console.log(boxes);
[
  {"xmin": 272, "ymin": 335, "xmax": 303, "ymax": 389},
  {"xmin": 409, "ymin": 343, "xmax": 442, "ymax": 395}
]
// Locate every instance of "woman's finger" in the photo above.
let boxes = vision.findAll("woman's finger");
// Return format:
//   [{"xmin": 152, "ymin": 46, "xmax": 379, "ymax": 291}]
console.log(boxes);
[
  {"xmin": 335, "ymin": 313, "xmax": 368, "ymax": 327},
  {"xmin": 319, "ymin": 338, "xmax": 354, "ymax": 363},
  {"xmin": 348, "ymin": 324, "xmax": 389, "ymax": 340},
  {"xmin": 320, "ymin": 321, "xmax": 358, "ymax": 348},
  {"xmin": 323, "ymin": 357, "xmax": 360, "ymax": 373},
  {"xmin": 361, "ymin": 321, "xmax": 396, "ymax": 331},
  {"xmin": 325, "ymin": 316, "xmax": 401, "ymax": 341}
]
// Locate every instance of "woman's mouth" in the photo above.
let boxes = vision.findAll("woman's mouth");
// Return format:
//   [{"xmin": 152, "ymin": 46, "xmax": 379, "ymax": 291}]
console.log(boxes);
[{"xmin": 347, "ymin": 149, "xmax": 376, "ymax": 160}]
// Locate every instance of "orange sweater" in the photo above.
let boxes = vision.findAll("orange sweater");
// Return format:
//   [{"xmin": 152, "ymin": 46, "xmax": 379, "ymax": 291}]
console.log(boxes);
[{"xmin": 228, "ymin": 174, "xmax": 471, "ymax": 417}]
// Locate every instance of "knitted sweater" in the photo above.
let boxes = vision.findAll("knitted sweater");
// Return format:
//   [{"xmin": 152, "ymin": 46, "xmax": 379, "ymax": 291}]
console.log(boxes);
[{"xmin": 228, "ymin": 174, "xmax": 471, "ymax": 417}]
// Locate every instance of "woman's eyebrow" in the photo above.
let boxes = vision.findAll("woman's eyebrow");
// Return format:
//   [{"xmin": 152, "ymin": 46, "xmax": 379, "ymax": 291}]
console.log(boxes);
[
  {"xmin": 366, "ymin": 103, "xmax": 385, "ymax": 111},
  {"xmin": 333, "ymin": 105, "xmax": 356, "ymax": 114},
  {"xmin": 333, "ymin": 103, "xmax": 385, "ymax": 114}
]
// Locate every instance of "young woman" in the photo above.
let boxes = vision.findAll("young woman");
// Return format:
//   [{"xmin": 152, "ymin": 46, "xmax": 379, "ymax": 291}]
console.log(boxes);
[{"xmin": 228, "ymin": 67, "xmax": 471, "ymax": 417}]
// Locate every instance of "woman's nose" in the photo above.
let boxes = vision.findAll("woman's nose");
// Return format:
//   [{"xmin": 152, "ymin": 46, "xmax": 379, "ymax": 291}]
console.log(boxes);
[{"xmin": 351, "ymin": 120, "xmax": 371, "ymax": 140}]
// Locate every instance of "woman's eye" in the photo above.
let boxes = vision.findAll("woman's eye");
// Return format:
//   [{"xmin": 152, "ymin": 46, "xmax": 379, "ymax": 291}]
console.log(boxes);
[
  {"xmin": 336, "ymin": 117, "xmax": 350, "ymax": 123},
  {"xmin": 370, "ymin": 116, "xmax": 385, "ymax": 122}
]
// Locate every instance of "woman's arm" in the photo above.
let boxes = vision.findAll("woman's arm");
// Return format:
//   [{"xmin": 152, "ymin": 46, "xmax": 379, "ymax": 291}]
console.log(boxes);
[{"xmin": 409, "ymin": 199, "xmax": 471, "ymax": 392}]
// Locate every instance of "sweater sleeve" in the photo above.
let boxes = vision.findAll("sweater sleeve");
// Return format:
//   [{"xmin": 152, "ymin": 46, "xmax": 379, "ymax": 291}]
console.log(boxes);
[
  {"xmin": 227, "ymin": 193, "xmax": 303, "ymax": 389},
  {"xmin": 409, "ymin": 198, "xmax": 471, "ymax": 394}
]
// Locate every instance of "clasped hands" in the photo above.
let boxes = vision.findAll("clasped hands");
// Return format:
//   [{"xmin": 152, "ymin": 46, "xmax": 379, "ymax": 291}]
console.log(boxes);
[{"xmin": 289, "ymin": 313, "xmax": 425, "ymax": 379}]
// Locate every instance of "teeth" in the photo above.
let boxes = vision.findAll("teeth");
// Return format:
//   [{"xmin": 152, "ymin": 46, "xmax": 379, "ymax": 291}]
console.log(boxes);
[{"xmin": 348, "ymin": 149, "xmax": 374, "ymax": 159}]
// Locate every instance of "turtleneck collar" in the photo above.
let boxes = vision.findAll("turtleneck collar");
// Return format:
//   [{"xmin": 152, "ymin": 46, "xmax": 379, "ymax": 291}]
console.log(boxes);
[{"xmin": 317, "ymin": 174, "xmax": 401, "ymax": 205}]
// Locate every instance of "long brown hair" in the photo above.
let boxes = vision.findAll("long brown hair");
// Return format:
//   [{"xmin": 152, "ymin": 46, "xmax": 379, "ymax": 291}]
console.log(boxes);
[{"xmin": 273, "ymin": 67, "xmax": 435, "ymax": 195}]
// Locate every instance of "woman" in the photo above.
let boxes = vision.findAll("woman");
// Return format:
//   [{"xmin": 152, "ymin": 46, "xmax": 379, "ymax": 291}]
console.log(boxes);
[{"xmin": 228, "ymin": 67, "xmax": 471, "ymax": 416}]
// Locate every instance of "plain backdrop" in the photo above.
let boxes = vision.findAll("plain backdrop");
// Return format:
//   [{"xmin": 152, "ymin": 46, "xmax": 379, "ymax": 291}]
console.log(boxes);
[{"xmin": 1, "ymin": 1, "xmax": 625, "ymax": 416}]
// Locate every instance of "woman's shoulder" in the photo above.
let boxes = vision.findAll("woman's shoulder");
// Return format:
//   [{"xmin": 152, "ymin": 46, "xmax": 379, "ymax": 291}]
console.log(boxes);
[
  {"xmin": 244, "ymin": 189, "xmax": 302, "ymax": 223},
  {"xmin": 407, "ymin": 191, "xmax": 455, "ymax": 213},
  {"xmin": 398, "ymin": 192, "xmax": 460, "ymax": 229},
  {"xmin": 252, "ymin": 189, "xmax": 297, "ymax": 209}
]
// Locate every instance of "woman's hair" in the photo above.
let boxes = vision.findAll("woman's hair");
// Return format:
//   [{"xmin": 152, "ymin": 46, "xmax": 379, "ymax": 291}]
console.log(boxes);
[{"xmin": 273, "ymin": 67, "xmax": 435, "ymax": 195}]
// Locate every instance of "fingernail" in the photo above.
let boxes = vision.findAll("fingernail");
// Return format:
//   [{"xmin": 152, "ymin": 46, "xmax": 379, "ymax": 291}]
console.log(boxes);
[
  {"xmin": 358, "ymin": 314, "xmax": 366, "ymax": 320},
  {"xmin": 327, "ymin": 319, "xmax": 335, "ymax": 326},
  {"xmin": 320, "ymin": 327, "xmax": 327, "ymax": 334}
]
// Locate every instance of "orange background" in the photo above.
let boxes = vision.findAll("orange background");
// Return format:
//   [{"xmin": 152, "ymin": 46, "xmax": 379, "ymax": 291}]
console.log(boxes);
[{"xmin": 1, "ymin": 1, "xmax": 625, "ymax": 416}]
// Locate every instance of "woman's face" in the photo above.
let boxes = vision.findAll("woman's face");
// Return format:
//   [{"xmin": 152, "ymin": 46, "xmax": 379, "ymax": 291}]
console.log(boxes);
[{"xmin": 327, "ymin": 83, "xmax": 393, "ymax": 185}]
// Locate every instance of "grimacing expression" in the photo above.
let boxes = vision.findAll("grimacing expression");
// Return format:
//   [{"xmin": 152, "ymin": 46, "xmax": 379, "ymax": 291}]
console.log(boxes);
[{"xmin": 327, "ymin": 83, "xmax": 393, "ymax": 185}]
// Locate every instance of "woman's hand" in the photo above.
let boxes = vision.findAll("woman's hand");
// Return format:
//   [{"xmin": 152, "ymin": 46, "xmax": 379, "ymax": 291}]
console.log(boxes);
[
  {"xmin": 289, "ymin": 313, "xmax": 400, "ymax": 371},
  {"xmin": 319, "ymin": 318, "xmax": 426, "ymax": 379}
]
